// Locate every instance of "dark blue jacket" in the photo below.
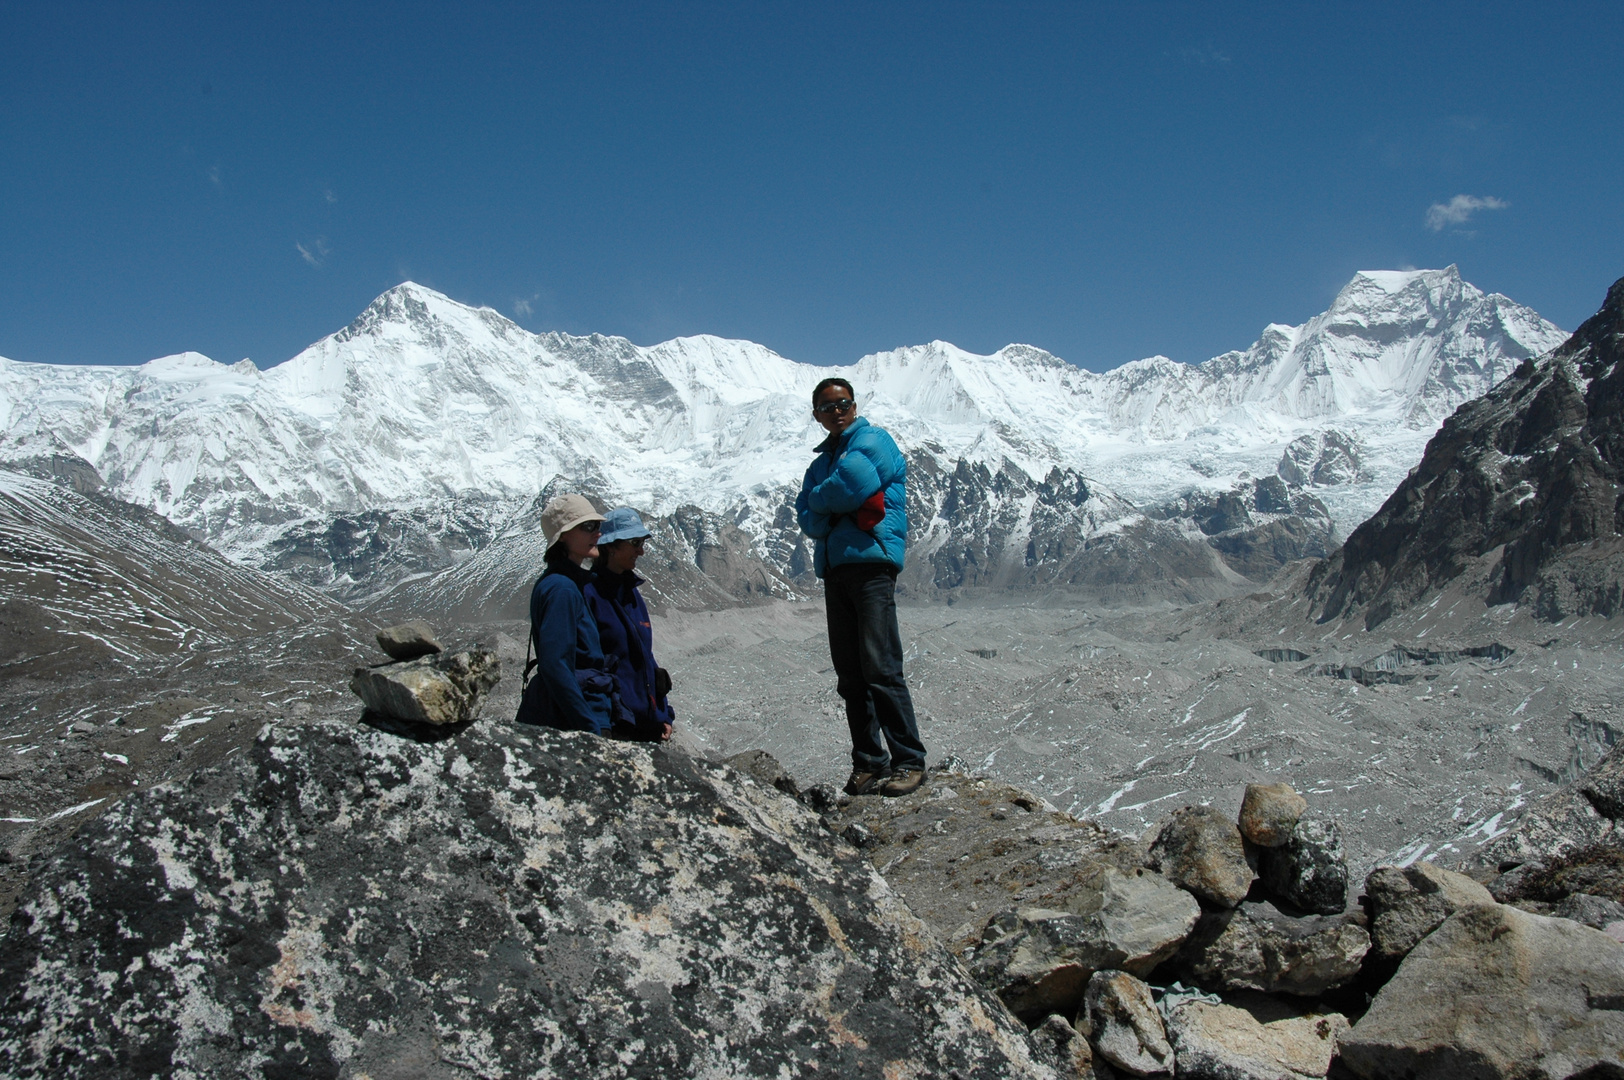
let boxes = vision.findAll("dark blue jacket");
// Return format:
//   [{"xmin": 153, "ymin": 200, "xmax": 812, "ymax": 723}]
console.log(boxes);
[
  {"xmin": 585, "ymin": 566, "xmax": 675, "ymax": 740},
  {"xmin": 795, "ymin": 416, "xmax": 909, "ymax": 577},
  {"xmin": 514, "ymin": 558, "xmax": 619, "ymax": 735}
]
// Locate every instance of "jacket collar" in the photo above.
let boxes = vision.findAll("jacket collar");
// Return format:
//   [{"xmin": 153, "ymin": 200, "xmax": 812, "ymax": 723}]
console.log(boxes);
[
  {"xmin": 591, "ymin": 565, "xmax": 645, "ymax": 592},
  {"xmin": 814, "ymin": 414, "xmax": 869, "ymax": 454}
]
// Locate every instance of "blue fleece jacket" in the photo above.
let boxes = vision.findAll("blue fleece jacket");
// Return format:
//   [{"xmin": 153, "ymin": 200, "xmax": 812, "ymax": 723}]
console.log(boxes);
[
  {"xmin": 585, "ymin": 567, "xmax": 675, "ymax": 740},
  {"xmin": 514, "ymin": 559, "xmax": 618, "ymax": 734},
  {"xmin": 795, "ymin": 416, "xmax": 909, "ymax": 577}
]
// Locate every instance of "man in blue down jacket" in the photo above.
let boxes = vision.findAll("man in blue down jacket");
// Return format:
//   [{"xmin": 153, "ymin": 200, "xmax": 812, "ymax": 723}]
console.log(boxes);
[{"xmin": 796, "ymin": 377, "xmax": 928, "ymax": 797}]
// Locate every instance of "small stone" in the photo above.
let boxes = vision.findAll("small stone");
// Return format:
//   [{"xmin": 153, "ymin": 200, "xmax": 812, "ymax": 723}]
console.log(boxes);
[
  {"xmin": 1364, "ymin": 862, "xmax": 1494, "ymax": 965},
  {"xmin": 1258, "ymin": 818, "xmax": 1347, "ymax": 915},
  {"xmin": 69, "ymin": 720, "xmax": 98, "ymax": 735},
  {"xmin": 724, "ymin": 749, "xmax": 801, "ymax": 798},
  {"xmin": 1027, "ymin": 1013, "xmax": 1095, "ymax": 1079},
  {"xmin": 1551, "ymin": 891, "xmax": 1624, "ymax": 930},
  {"xmin": 374, "ymin": 619, "xmax": 443, "ymax": 661},
  {"xmin": 1173, "ymin": 901, "xmax": 1369, "ymax": 997},
  {"xmin": 1238, "ymin": 783, "xmax": 1308, "ymax": 848},
  {"xmin": 349, "ymin": 647, "xmax": 499, "ymax": 725},
  {"xmin": 1149, "ymin": 806, "xmax": 1256, "ymax": 908},
  {"xmin": 1084, "ymin": 970, "xmax": 1173, "ymax": 1076},
  {"xmin": 841, "ymin": 823, "xmax": 875, "ymax": 848},
  {"xmin": 800, "ymin": 783, "xmax": 839, "ymax": 814},
  {"xmin": 1341, "ymin": 904, "xmax": 1624, "ymax": 1080},
  {"xmin": 1164, "ymin": 1001, "xmax": 1347, "ymax": 1080},
  {"xmin": 934, "ymin": 753, "xmax": 972, "ymax": 776}
]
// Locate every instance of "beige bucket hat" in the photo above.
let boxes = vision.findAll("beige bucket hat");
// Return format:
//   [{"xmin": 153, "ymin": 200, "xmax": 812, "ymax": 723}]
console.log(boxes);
[{"xmin": 541, "ymin": 494, "xmax": 603, "ymax": 546}]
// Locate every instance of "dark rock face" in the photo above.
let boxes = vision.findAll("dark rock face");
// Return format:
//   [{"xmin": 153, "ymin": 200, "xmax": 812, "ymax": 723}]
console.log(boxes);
[
  {"xmin": 0, "ymin": 721, "xmax": 1051, "ymax": 1078},
  {"xmin": 1580, "ymin": 740, "xmax": 1624, "ymax": 820},
  {"xmin": 1151, "ymin": 478, "xmax": 1336, "ymax": 583},
  {"xmin": 1257, "ymin": 818, "xmax": 1348, "ymax": 916},
  {"xmin": 1171, "ymin": 902, "xmax": 1369, "ymax": 998},
  {"xmin": 1308, "ymin": 275, "xmax": 1624, "ymax": 628}
]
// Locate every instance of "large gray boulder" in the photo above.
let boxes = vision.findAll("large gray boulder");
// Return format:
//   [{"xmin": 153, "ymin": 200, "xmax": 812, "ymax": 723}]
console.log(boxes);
[
  {"xmin": 1340, "ymin": 903, "xmax": 1624, "ymax": 1080},
  {"xmin": 1028, "ymin": 1013, "xmax": 1097, "ymax": 1079},
  {"xmin": 970, "ymin": 866, "xmax": 1200, "ymax": 1019},
  {"xmin": 1173, "ymin": 902, "xmax": 1369, "ymax": 997},
  {"xmin": 1084, "ymin": 970, "xmax": 1173, "ymax": 1076},
  {"xmin": 0, "ymin": 720, "xmax": 1054, "ymax": 1078},
  {"xmin": 1579, "ymin": 739, "xmax": 1624, "ymax": 819},
  {"xmin": 1364, "ymin": 861, "xmax": 1494, "ymax": 965},
  {"xmin": 349, "ymin": 645, "xmax": 499, "ymax": 725},
  {"xmin": 1148, "ymin": 806, "xmax": 1256, "ymax": 909},
  {"xmin": 1164, "ymin": 1001, "xmax": 1348, "ymax": 1080},
  {"xmin": 1257, "ymin": 818, "xmax": 1347, "ymax": 915}
]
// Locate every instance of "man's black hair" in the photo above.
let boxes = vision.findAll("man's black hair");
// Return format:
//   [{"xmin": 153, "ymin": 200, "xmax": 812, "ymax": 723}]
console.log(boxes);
[{"xmin": 812, "ymin": 377, "xmax": 855, "ymax": 407}]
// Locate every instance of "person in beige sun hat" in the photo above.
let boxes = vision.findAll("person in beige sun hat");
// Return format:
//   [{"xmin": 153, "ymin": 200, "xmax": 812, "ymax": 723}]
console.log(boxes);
[{"xmin": 514, "ymin": 493, "xmax": 623, "ymax": 734}]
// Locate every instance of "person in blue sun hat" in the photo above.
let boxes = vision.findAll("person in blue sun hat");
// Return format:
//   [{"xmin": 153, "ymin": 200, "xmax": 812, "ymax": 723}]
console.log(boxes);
[{"xmin": 584, "ymin": 507, "xmax": 676, "ymax": 742}]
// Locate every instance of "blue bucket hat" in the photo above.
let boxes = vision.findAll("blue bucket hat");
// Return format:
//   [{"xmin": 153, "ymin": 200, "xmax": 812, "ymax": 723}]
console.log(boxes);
[{"xmin": 598, "ymin": 507, "xmax": 652, "ymax": 546}]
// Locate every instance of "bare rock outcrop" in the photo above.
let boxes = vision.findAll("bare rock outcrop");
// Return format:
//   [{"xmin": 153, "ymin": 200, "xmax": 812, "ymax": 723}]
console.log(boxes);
[
  {"xmin": 1171, "ymin": 902, "xmax": 1369, "ymax": 998},
  {"xmin": 0, "ymin": 720, "xmax": 1052, "ymax": 1078},
  {"xmin": 1340, "ymin": 903, "xmax": 1624, "ymax": 1080},
  {"xmin": 1148, "ymin": 805, "xmax": 1257, "ymax": 908}
]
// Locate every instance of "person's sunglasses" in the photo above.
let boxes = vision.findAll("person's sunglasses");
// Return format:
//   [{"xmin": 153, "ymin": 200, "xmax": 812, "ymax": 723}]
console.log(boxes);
[
  {"xmin": 573, "ymin": 521, "xmax": 602, "ymax": 533},
  {"xmin": 814, "ymin": 398, "xmax": 855, "ymax": 416}
]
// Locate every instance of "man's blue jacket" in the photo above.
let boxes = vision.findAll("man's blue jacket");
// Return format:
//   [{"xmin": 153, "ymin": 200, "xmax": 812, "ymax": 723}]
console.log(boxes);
[
  {"xmin": 584, "ymin": 566, "xmax": 675, "ymax": 740},
  {"xmin": 515, "ymin": 560, "xmax": 618, "ymax": 734},
  {"xmin": 795, "ymin": 416, "xmax": 908, "ymax": 577}
]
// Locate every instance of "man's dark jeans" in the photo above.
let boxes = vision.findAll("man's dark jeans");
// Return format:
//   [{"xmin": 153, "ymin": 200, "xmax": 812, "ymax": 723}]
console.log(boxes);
[{"xmin": 824, "ymin": 562, "xmax": 927, "ymax": 774}]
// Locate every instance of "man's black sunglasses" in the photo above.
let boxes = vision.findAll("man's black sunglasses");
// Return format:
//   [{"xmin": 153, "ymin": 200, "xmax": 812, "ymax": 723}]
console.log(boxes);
[{"xmin": 814, "ymin": 398, "xmax": 855, "ymax": 416}]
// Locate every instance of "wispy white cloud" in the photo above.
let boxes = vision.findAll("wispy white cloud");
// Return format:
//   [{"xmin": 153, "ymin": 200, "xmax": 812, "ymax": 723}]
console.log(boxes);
[
  {"xmin": 296, "ymin": 237, "xmax": 331, "ymax": 267},
  {"xmin": 1425, "ymin": 194, "xmax": 1508, "ymax": 232},
  {"xmin": 513, "ymin": 291, "xmax": 542, "ymax": 318},
  {"xmin": 207, "ymin": 164, "xmax": 222, "ymax": 188},
  {"xmin": 323, "ymin": 187, "xmax": 337, "ymax": 204}
]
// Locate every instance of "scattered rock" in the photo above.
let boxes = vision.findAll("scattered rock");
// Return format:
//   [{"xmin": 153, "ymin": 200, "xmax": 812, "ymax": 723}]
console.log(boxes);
[
  {"xmin": 0, "ymin": 720, "xmax": 1054, "ymax": 1078},
  {"xmin": 1173, "ymin": 901, "xmax": 1369, "ymax": 997},
  {"xmin": 1552, "ymin": 890, "xmax": 1624, "ymax": 931},
  {"xmin": 1580, "ymin": 740, "xmax": 1624, "ymax": 818},
  {"xmin": 1364, "ymin": 862, "xmax": 1495, "ymax": 965},
  {"xmin": 349, "ymin": 646, "xmax": 499, "ymax": 725},
  {"xmin": 1257, "ymin": 818, "xmax": 1347, "ymax": 915},
  {"xmin": 1164, "ymin": 1001, "xmax": 1348, "ymax": 1080},
  {"xmin": 1148, "ymin": 806, "xmax": 1256, "ymax": 908},
  {"xmin": 970, "ymin": 866, "xmax": 1199, "ymax": 1019},
  {"xmin": 723, "ymin": 748, "xmax": 800, "ymax": 797},
  {"xmin": 934, "ymin": 753, "xmax": 973, "ymax": 775},
  {"xmin": 67, "ymin": 720, "xmax": 97, "ymax": 735},
  {"xmin": 841, "ymin": 822, "xmax": 876, "ymax": 848},
  {"xmin": 1340, "ymin": 903, "xmax": 1624, "ymax": 1080},
  {"xmin": 1491, "ymin": 843, "xmax": 1624, "ymax": 905},
  {"xmin": 374, "ymin": 618, "xmax": 443, "ymax": 660},
  {"xmin": 1085, "ymin": 970, "xmax": 1173, "ymax": 1076},
  {"xmin": 801, "ymin": 782, "xmax": 840, "ymax": 813},
  {"xmin": 1028, "ymin": 1013, "xmax": 1096, "ymax": 1078},
  {"xmin": 1238, "ymin": 783, "xmax": 1308, "ymax": 848}
]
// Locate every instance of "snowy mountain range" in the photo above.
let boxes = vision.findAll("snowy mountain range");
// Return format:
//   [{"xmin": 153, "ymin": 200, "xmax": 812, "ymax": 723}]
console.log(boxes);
[{"xmin": 0, "ymin": 266, "xmax": 1567, "ymax": 607}]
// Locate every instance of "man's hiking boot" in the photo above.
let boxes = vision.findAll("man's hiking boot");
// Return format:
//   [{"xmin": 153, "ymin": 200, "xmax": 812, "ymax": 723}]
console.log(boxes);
[
  {"xmin": 881, "ymin": 768, "xmax": 926, "ymax": 798},
  {"xmin": 843, "ymin": 768, "xmax": 889, "ymax": 797}
]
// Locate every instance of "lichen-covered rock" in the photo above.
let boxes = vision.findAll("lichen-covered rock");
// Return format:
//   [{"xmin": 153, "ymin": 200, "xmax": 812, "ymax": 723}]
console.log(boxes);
[
  {"xmin": 1340, "ymin": 904, "xmax": 1624, "ymax": 1080},
  {"xmin": 1148, "ymin": 806, "xmax": 1256, "ymax": 909},
  {"xmin": 349, "ymin": 645, "xmax": 499, "ymax": 724},
  {"xmin": 1084, "ymin": 970, "xmax": 1173, "ymax": 1076},
  {"xmin": 1364, "ymin": 862, "xmax": 1494, "ymax": 964},
  {"xmin": 1173, "ymin": 902, "xmax": 1369, "ymax": 997},
  {"xmin": 1028, "ymin": 1013, "xmax": 1097, "ymax": 1079},
  {"xmin": 724, "ymin": 747, "xmax": 802, "ymax": 798},
  {"xmin": 1257, "ymin": 818, "xmax": 1347, "ymax": 915},
  {"xmin": 970, "ymin": 867, "xmax": 1199, "ymax": 1019},
  {"xmin": 0, "ymin": 720, "xmax": 1055, "ymax": 1079},
  {"xmin": 1238, "ymin": 783, "xmax": 1308, "ymax": 849},
  {"xmin": 1164, "ymin": 1002, "xmax": 1347, "ymax": 1080},
  {"xmin": 1553, "ymin": 891, "xmax": 1624, "ymax": 933},
  {"xmin": 374, "ymin": 618, "xmax": 443, "ymax": 660}
]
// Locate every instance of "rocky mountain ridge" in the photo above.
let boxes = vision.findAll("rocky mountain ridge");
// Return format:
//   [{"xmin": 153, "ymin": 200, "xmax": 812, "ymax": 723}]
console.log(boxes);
[{"xmin": 0, "ymin": 268, "xmax": 1564, "ymax": 607}]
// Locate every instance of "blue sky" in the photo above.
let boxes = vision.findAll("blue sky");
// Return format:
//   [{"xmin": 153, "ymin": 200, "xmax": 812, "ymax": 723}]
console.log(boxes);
[{"xmin": 2, "ymin": 2, "xmax": 1620, "ymax": 371}]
